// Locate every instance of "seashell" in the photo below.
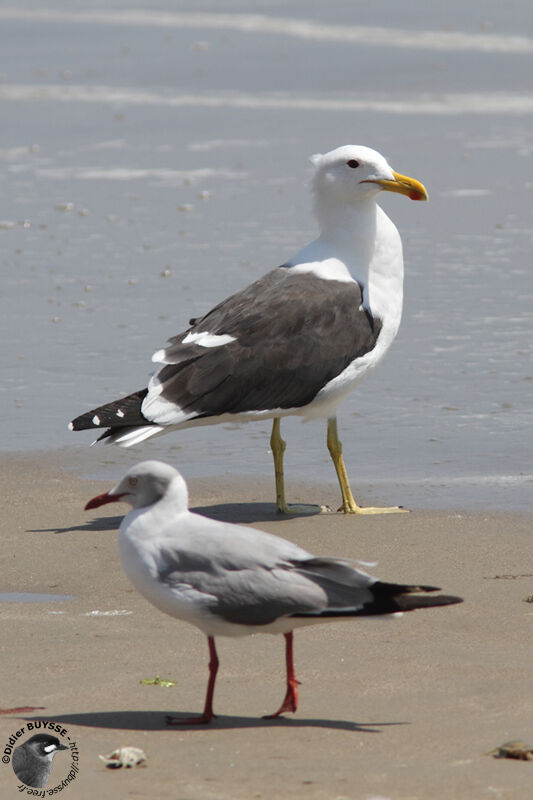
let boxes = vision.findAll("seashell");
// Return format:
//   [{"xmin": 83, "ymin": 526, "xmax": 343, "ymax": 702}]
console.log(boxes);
[
  {"xmin": 99, "ymin": 746, "xmax": 147, "ymax": 768},
  {"xmin": 488, "ymin": 740, "xmax": 533, "ymax": 760}
]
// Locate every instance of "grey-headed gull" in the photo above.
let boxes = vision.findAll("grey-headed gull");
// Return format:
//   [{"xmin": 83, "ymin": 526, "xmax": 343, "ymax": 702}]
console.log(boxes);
[
  {"xmin": 71, "ymin": 145, "xmax": 427, "ymax": 515},
  {"xmin": 85, "ymin": 460, "xmax": 461, "ymax": 724}
]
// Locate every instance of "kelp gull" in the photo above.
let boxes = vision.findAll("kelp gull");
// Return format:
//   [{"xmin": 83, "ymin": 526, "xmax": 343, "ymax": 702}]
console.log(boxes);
[{"xmin": 70, "ymin": 145, "xmax": 428, "ymax": 514}]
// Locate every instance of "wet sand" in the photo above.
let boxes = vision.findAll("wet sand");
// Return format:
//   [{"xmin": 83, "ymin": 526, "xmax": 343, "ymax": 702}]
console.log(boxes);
[{"xmin": 1, "ymin": 451, "xmax": 532, "ymax": 799}]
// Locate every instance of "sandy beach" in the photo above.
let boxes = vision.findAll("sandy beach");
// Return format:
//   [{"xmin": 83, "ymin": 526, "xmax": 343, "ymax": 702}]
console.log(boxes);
[{"xmin": 1, "ymin": 451, "xmax": 532, "ymax": 799}]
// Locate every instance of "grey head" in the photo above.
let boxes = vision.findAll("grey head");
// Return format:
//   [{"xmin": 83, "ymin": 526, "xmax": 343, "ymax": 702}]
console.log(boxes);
[{"xmin": 85, "ymin": 460, "xmax": 189, "ymax": 512}]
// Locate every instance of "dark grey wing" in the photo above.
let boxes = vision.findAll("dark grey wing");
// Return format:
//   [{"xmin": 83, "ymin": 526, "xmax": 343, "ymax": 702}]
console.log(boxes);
[{"xmin": 148, "ymin": 266, "xmax": 382, "ymax": 419}]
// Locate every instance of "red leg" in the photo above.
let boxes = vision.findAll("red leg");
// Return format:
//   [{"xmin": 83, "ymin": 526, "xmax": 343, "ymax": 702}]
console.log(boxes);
[
  {"xmin": 263, "ymin": 632, "xmax": 301, "ymax": 719},
  {"xmin": 166, "ymin": 636, "xmax": 219, "ymax": 725}
]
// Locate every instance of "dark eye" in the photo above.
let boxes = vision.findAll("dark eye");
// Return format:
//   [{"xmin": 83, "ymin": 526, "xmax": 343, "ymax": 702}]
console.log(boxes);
[
  {"xmin": 346, "ymin": 159, "xmax": 360, "ymax": 169},
  {"xmin": 128, "ymin": 476, "xmax": 138, "ymax": 487}
]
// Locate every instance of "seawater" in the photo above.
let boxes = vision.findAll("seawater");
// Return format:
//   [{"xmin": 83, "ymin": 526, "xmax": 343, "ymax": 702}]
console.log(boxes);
[{"xmin": 2, "ymin": 2, "xmax": 532, "ymax": 511}]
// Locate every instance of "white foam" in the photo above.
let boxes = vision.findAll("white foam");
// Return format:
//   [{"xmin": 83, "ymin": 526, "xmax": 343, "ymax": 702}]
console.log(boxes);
[
  {"xmin": 84, "ymin": 609, "xmax": 133, "ymax": 617},
  {"xmin": 1, "ymin": 84, "xmax": 532, "ymax": 116},
  {"xmin": 188, "ymin": 138, "xmax": 271, "ymax": 152},
  {"xmin": 0, "ymin": 9, "xmax": 531, "ymax": 54},
  {"xmin": 23, "ymin": 163, "xmax": 246, "ymax": 183},
  {"xmin": 441, "ymin": 188, "xmax": 492, "ymax": 198}
]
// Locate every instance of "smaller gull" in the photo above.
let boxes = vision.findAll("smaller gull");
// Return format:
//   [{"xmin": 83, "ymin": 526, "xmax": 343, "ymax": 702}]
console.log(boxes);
[{"xmin": 85, "ymin": 460, "xmax": 463, "ymax": 723}]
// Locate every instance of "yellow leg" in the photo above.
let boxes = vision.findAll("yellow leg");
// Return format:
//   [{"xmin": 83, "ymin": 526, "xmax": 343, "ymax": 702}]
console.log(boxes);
[
  {"xmin": 270, "ymin": 417, "xmax": 288, "ymax": 513},
  {"xmin": 270, "ymin": 418, "xmax": 329, "ymax": 515},
  {"xmin": 326, "ymin": 417, "xmax": 407, "ymax": 515}
]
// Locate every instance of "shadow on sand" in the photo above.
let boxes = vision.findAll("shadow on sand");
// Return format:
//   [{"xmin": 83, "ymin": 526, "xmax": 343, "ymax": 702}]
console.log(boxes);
[
  {"xmin": 17, "ymin": 710, "xmax": 408, "ymax": 734},
  {"xmin": 27, "ymin": 515, "xmax": 123, "ymax": 534},
  {"xmin": 27, "ymin": 501, "xmax": 326, "ymax": 535},
  {"xmin": 192, "ymin": 502, "xmax": 328, "ymax": 524}
]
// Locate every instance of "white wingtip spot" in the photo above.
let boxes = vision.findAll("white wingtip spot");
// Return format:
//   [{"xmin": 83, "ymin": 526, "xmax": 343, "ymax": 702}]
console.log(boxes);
[
  {"xmin": 182, "ymin": 330, "xmax": 236, "ymax": 347},
  {"xmin": 152, "ymin": 348, "xmax": 166, "ymax": 363},
  {"xmin": 116, "ymin": 409, "xmax": 125, "ymax": 418},
  {"xmin": 67, "ymin": 421, "xmax": 74, "ymax": 431},
  {"xmin": 92, "ymin": 415, "xmax": 101, "ymax": 426}
]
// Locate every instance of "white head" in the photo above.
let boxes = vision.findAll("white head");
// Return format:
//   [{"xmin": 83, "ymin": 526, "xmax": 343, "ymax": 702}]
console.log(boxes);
[
  {"xmin": 85, "ymin": 460, "xmax": 189, "ymax": 512},
  {"xmin": 310, "ymin": 145, "xmax": 427, "ymax": 228}
]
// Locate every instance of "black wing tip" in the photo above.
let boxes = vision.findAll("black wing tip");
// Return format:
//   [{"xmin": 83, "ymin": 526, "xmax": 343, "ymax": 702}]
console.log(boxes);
[
  {"xmin": 373, "ymin": 581, "xmax": 442, "ymax": 595},
  {"xmin": 68, "ymin": 388, "xmax": 149, "ymax": 432},
  {"xmin": 69, "ymin": 415, "xmax": 97, "ymax": 432},
  {"xmin": 291, "ymin": 593, "xmax": 463, "ymax": 620},
  {"xmin": 69, "ymin": 410, "xmax": 112, "ymax": 432},
  {"xmin": 395, "ymin": 593, "xmax": 463, "ymax": 612},
  {"xmin": 369, "ymin": 581, "xmax": 463, "ymax": 613},
  {"xmin": 69, "ymin": 416, "xmax": 92, "ymax": 432}
]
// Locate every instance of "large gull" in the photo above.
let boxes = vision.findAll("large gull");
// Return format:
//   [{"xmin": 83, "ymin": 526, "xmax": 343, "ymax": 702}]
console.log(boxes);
[
  {"xmin": 85, "ymin": 460, "xmax": 462, "ymax": 724},
  {"xmin": 71, "ymin": 145, "xmax": 428, "ymax": 514}
]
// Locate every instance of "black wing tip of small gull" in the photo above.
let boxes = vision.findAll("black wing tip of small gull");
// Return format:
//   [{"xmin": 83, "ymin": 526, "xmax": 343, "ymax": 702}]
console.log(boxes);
[
  {"xmin": 369, "ymin": 581, "xmax": 463, "ymax": 610},
  {"xmin": 291, "ymin": 582, "xmax": 463, "ymax": 620},
  {"xmin": 395, "ymin": 593, "xmax": 463, "ymax": 611},
  {"xmin": 374, "ymin": 581, "xmax": 441, "ymax": 594}
]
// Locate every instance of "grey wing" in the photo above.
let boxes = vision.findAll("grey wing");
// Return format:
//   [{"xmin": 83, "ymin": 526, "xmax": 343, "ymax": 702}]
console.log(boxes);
[
  {"xmin": 153, "ymin": 517, "xmax": 326, "ymax": 625},
  {"xmin": 158, "ymin": 551, "xmax": 329, "ymax": 626},
  {"xmin": 154, "ymin": 520, "xmax": 377, "ymax": 626}
]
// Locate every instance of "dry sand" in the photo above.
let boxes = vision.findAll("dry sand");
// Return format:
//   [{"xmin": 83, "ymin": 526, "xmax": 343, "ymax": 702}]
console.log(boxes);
[{"xmin": 1, "ymin": 451, "xmax": 532, "ymax": 799}]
